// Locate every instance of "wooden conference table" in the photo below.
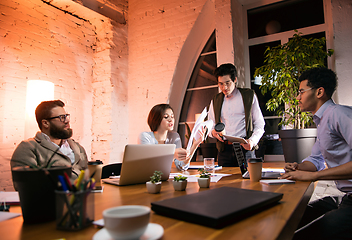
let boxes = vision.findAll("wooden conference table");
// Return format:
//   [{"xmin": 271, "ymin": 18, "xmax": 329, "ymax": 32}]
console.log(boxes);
[{"xmin": 1, "ymin": 162, "xmax": 313, "ymax": 240}]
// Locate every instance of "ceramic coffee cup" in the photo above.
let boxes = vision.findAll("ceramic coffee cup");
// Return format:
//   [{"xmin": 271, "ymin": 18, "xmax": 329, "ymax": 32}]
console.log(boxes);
[
  {"xmin": 247, "ymin": 158, "xmax": 263, "ymax": 182},
  {"xmin": 103, "ymin": 205, "xmax": 150, "ymax": 239}
]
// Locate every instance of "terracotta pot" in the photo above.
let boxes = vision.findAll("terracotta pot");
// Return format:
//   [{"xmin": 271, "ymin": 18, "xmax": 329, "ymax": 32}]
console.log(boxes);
[
  {"xmin": 146, "ymin": 181, "xmax": 161, "ymax": 194},
  {"xmin": 173, "ymin": 180, "xmax": 187, "ymax": 191},
  {"xmin": 197, "ymin": 177, "xmax": 210, "ymax": 188}
]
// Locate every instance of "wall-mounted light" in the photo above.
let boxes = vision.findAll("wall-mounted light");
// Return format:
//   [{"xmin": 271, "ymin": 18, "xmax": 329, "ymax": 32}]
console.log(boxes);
[{"xmin": 25, "ymin": 80, "xmax": 54, "ymax": 139}]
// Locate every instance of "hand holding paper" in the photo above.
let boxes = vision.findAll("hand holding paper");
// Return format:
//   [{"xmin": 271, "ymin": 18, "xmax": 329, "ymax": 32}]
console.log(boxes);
[{"xmin": 186, "ymin": 107, "xmax": 213, "ymax": 151}]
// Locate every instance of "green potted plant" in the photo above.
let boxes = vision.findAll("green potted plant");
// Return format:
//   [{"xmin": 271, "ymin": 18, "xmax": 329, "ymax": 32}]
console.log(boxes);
[
  {"xmin": 173, "ymin": 175, "xmax": 188, "ymax": 191},
  {"xmin": 197, "ymin": 168, "xmax": 211, "ymax": 188},
  {"xmin": 254, "ymin": 30, "xmax": 334, "ymax": 163},
  {"xmin": 146, "ymin": 170, "xmax": 163, "ymax": 194},
  {"xmin": 11, "ymin": 158, "xmax": 72, "ymax": 224}
]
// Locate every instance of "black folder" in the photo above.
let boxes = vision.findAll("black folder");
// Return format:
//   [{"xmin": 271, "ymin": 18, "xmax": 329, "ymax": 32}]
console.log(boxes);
[{"xmin": 151, "ymin": 187, "xmax": 283, "ymax": 228}]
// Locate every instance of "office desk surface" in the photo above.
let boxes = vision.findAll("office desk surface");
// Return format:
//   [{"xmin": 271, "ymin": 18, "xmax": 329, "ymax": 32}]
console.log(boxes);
[{"xmin": 1, "ymin": 163, "xmax": 313, "ymax": 240}]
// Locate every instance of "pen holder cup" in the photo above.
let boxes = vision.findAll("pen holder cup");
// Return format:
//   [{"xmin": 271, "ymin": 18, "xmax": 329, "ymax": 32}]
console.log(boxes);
[{"xmin": 55, "ymin": 190, "xmax": 94, "ymax": 231}]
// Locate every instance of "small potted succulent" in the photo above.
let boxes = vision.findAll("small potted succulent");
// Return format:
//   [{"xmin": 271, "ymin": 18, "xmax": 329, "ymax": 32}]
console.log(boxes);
[
  {"xmin": 173, "ymin": 175, "xmax": 188, "ymax": 191},
  {"xmin": 197, "ymin": 168, "xmax": 211, "ymax": 188},
  {"xmin": 146, "ymin": 170, "xmax": 163, "ymax": 194}
]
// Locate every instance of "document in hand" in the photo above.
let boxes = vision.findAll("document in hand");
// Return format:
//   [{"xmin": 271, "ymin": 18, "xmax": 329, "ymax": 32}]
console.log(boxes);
[
  {"xmin": 186, "ymin": 107, "xmax": 213, "ymax": 151},
  {"xmin": 223, "ymin": 135, "xmax": 247, "ymax": 144}
]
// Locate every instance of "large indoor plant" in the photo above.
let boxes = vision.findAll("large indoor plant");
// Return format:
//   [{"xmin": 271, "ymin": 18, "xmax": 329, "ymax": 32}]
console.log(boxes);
[{"xmin": 254, "ymin": 31, "xmax": 333, "ymax": 163}]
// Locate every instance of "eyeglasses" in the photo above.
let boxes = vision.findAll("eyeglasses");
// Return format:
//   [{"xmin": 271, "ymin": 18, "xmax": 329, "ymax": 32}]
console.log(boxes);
[
  {"xmin": 47, "ymin": 114, "xmax": 70, "ymax": 122},
  {"xmin": 218, "ymin": 81, "xmax": 233, "ymax": 87},
  {"xmin": 298, "ymin": 87, "xmax": 314, "ymax": 96}
]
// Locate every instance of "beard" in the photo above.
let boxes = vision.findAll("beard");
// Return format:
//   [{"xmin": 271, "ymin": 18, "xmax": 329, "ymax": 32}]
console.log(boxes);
[{"xmin": 49, "ymin": 123, "xmax": 73, "ymax": 139}]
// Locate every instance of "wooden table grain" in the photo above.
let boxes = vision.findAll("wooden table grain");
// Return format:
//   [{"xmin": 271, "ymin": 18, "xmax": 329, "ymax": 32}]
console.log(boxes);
[{"xmin": 1, "ymin": 162, "xmax": 313, "ymax": 240}]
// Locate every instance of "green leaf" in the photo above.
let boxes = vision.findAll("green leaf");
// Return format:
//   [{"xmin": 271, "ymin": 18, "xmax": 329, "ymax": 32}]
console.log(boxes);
[{"xmin": 255, "ymin": 31, "xmax": 333, "ymax": 128}]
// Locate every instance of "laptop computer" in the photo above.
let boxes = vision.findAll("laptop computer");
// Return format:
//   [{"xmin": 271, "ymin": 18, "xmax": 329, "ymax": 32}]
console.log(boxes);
[
  {"xmin": 102, "ymin": 144, "xmax": 175, "ymax": 186},
  {"xmin": 232, "ymin": 142, "xmax": 284, "ymax": 179},
  {"xmin": 151, "ymin": 186, "xmax": 283, "ymax": 228}
]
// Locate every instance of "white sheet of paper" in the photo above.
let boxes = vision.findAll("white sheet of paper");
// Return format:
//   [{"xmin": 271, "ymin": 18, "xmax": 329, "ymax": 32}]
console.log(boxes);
[
  {"xmin": 187, "ymin": 165, "xmax": 223, "ymax": 170},
  {"xmin": 260, "ymin": 179, "xmax": 295, "ymax": 185},
  {"xmin": 0, "ymin": 191, "xmax": 20, "ymax": 204},
  {"xmin": 223, "ymin": 135, "xmax": 248, "ymax": 144},
  {"xmin": 186, "ymin": 107, "xmax": 213, "ymax": 151},
  {"xmin": 169, "ymin": 173, "xmax": 231, "ymax": 183},
  {"xmin": 0, "ymin": 212, "xmax": 21, "ymax": 222},
  {"xmin": 93, "ymin": 218, "xmax": 105, "ymax": 227}
]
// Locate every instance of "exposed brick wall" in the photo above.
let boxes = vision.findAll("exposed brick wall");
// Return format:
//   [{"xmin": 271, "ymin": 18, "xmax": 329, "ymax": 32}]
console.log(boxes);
[
  {"xmin": 128, "ymin": 0, "xmax": 208, "ymax": 144},
  {"xmin": 0, "ymin": 0, "xmax": 128, "ymax": 190},
  {"xmin": 90, "ymin": 18, "xmax": 129, "ymax": 164}
]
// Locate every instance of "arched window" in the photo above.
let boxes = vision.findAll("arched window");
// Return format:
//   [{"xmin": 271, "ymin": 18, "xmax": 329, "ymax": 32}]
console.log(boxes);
[{"xmin": 177, "ymin": 31, "xmax": 218, "ymax": 147}]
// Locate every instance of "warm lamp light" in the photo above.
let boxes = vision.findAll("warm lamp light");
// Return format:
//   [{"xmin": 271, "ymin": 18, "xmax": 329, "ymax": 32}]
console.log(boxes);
[{"xmin": 25, "ymin": 80, "xmax": 54, "ymax": 139}]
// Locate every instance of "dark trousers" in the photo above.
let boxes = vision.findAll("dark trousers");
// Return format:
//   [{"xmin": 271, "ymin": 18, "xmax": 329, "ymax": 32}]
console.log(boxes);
[
  {"xmin": 217, "ymin": 144, "xmax": 255, "ymax": 167},
  {"xmin": 293, "ymin": 194, "xmax": 352, "ymax": 240}
]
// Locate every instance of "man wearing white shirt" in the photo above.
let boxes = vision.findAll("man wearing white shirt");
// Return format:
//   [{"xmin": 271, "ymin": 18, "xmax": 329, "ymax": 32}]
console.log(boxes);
[
  {"xmin": 11, "ymin": 100, "xmax": 88, "ymax": 182},
  {"xmin": 208, "ymin": 63, "xmax": 265, "ymax": 167}
]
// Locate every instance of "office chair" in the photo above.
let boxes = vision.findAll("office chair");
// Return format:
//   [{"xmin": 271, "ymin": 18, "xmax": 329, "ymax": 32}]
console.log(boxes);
[{"xmin": 101, "ymin": 163, "xmax": 122, "ymax": 179}]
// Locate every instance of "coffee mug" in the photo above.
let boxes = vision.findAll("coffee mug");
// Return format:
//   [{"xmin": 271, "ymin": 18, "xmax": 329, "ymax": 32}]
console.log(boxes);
[
  {"xmin": 103, "ymin": 205, "xmax": 150, "ymax": 239},
  {"xmin": 247, "ymin": 158, "xmax": 263, "ymax": 182},
  {"xmin": 88, "ymin": 160, "xmax": 103, "ymax": 190}
]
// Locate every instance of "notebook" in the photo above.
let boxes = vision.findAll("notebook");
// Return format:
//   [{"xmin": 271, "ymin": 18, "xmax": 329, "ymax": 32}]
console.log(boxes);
[
  {"xmin": 233, "ymin": 143, "xmax": 284, "ymax": 179},
  {"xmin": 151, "ymin": 187, "xmax": 283, "ymax": 228},
  {"xmin": 102, "ymin": 144, "xmax": 175, "ymax": 186}
]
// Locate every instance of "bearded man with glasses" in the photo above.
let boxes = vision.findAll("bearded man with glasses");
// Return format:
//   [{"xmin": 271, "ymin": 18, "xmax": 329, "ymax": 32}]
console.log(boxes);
[{"xmin": 11, "ymin": 100, "xmax": 88, "ymax": 181}]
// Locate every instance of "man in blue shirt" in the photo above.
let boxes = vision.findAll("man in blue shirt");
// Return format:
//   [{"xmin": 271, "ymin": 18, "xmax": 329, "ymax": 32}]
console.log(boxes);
[{"xmin": 280, "ymin": 67, "xmax": 352, "ymax": 240}]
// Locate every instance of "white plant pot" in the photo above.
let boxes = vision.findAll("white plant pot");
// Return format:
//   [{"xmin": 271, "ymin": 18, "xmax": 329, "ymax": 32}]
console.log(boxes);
[
  {"xmin": 146, "ymin": 181, "xmax": 161, "ymax": 194},
  {"xmin": 197, "ymin": 177, "xmax": 210, "ymax": 188},
  {"xmin": 173, "ymin": 180, "xmax": 187, "ymax": 191}
]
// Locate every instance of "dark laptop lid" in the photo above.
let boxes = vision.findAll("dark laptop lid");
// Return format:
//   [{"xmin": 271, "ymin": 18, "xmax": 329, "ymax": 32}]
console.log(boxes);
[{"xmin": 151, "ymin": 187, "xmax": 283, "ymax": 228}]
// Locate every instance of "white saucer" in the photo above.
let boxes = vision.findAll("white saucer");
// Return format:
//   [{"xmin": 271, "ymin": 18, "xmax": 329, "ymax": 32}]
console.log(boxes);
[{"xmin": 92, "ymin": 223, "xmax": 164, "ymax": 240}]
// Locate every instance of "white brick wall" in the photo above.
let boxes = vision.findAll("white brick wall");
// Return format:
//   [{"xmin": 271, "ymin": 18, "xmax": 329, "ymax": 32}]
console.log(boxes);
[
  {"xmin": 0, "ymin": 0, "xmax": 128, "ymax": 190},
  {"xmin": 128, "ymin": 0, "xmax": 207, "ymax": 144}
]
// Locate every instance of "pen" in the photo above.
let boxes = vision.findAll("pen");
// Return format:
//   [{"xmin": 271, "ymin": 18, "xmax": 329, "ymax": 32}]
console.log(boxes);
[
  {"xmin": 58, "ymin": 175, "xmax": 69, "ymax": 191},
  {"xmin": 75, "ymin": 170, "xmax": 85, "ymax": 189},
  {"xmin": 63, "ymin": 172, "xmax": 73, "ymax": 191},
  {"xmin": 89, "ymin": 178, "xmax": 96, "ymax": 190},
  {"xmin": 69, "ymin": 170, "xmax": 85, "ymax": 205}
]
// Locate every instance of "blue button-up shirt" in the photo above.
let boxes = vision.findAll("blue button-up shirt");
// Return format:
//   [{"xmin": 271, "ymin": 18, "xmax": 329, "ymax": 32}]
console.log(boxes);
[{"xmin": 303, "ymin": 99, "xmax": 352, "ymax": 193}]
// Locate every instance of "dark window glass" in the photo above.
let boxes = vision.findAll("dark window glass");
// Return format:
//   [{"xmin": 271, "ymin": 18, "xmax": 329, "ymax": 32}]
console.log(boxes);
[{"xmin": 247, "ymin": 0, "xmax": 324, "ymax": 39}]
